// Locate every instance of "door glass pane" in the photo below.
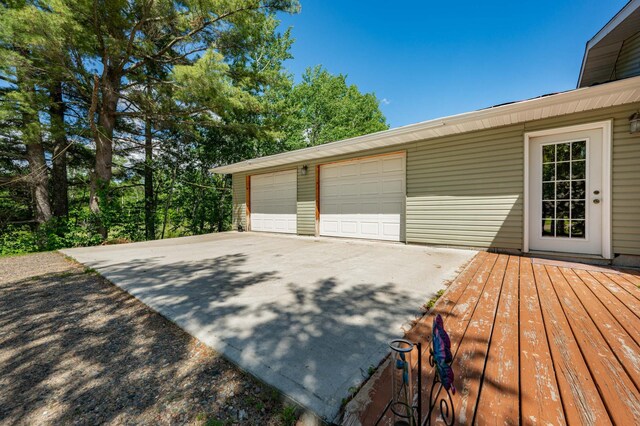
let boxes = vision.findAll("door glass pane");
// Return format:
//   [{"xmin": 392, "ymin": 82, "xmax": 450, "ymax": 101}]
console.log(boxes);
[
  {"xmin": 543, "ymin": 145, "xmax": 555, "ymax": 163},
  {"xmin": 557, "ymin": 143, "xmax": 570, "ymax": 161},
  {"xmin": 571, "ymin": 181, "xmax": 585, "ymax": 199},
  {"xmin": 543, "ymin": 183, "xmax": 555, "ymax": 200},
  {"xmin": 543, "ymin": 164, "xmax": 555, "ymax": 181},
  {"xmin": 556, "ymin": 181, "xmax": 570, "ymax": 200},
  {"xmin": 542, "ymin": 201, "xmax": 555, "ymax": 218},
  {"xmin": 540, "ymin": 140, "xmax": 587, "ymax": 239},
  {"xmin": 571, "ymin": 220, "xmax": 585, "ymax": 238},
  {"xmin": 571, "ymin": 161, "xmax": 585, "ymax": 180},
  {"xmin": 557, "ymin": 162, "xmax": 570, "ymax": 181},
  {"xmin": 557, "ymin": 201, "xmax": 570, "ymax": 219},
  {"xmin": 556, "ymin": 219, "xmax": 570, "ymax": 238},
  {"xmin": 571, "ymin": 141, "xmax": 586, "ymax": 160}
]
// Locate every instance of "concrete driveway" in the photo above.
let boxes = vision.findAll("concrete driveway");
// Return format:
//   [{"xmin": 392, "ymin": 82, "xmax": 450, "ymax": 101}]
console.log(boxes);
[{"xmin": 62, "ymin": 232, "xmax": 474, "ymax": 421}]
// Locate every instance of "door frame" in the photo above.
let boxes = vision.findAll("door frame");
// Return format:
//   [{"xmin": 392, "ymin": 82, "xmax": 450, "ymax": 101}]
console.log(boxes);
[{"xmin": 523, "ymin": 120, "xmax": 612, "ymax": 258}]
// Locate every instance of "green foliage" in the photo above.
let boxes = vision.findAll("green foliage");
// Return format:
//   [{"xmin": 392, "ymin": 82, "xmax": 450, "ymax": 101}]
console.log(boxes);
[
  {"xmin": 281, "ymin": 65, "xmax": 389, "ymax": 150},
  {"xmin": 0, "ymin": 1, "xmax": 389, "ymax": 256},
  {"xmin": 279, "ymin": 405, "xmax": 298, "ymax": 426},
  {"xmin": 425, "ymin": 289, "xmax": 446, "ymax": 311},
  {"xmin": 0, "ymin": 215, "xmax": 102, "ymax": 256}
]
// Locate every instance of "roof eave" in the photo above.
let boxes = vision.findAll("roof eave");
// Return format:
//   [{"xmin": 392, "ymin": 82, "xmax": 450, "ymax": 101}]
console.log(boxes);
[{"xmin": 211, "ymin": 75, "xmax": 640, "ymax": 174}]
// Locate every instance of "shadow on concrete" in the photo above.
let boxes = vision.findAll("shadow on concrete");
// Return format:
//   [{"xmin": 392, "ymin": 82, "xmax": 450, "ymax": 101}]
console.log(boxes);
[{"xmin": 77, "ymin": 251, "xmax": 421, "ymax": 421}]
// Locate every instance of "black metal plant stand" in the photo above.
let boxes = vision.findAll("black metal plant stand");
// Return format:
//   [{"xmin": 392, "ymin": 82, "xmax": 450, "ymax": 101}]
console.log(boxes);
[{"xmin": 375, "ymin": 338, "xmax": 455, "ymax": 426}]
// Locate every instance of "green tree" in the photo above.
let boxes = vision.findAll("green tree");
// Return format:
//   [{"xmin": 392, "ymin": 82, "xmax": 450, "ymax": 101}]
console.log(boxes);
[
  {"xmin": 34, "ymin": 0, "xmax": 299, "ymax": 237},
  {"xmin": 281, "ymin": 65, "xmax": 388, "ymax": 150}
]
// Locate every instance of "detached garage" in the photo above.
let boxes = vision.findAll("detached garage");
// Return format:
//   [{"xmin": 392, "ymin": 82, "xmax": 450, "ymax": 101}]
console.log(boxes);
[{"xmin": 216, "ymin": 76, "xmax": 640, "ymax": 265}]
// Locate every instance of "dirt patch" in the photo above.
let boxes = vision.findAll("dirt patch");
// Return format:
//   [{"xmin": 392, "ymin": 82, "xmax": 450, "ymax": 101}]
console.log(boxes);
[{"xmin": 0, "ymin": 252, "xmax": 298, "ymax": 425}]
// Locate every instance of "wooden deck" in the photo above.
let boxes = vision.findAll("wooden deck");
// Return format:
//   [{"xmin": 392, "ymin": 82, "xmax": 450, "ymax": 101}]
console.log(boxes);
[{"xmin": 342, "ymin": 252, "xmax": 640, "ymax": 425}]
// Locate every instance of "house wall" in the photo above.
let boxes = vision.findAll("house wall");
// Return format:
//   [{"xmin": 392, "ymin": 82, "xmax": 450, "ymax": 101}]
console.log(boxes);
[
  {"xmin": 614, "ymin": 31, "xmax": 640, "ymax": 81},
  {"xmin": 231, "ymin": 102, "xmax": 640, "ymax": 255}
]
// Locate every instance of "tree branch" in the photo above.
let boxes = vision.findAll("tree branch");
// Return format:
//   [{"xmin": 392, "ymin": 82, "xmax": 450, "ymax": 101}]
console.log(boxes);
[{"xmin": 124, "ymin": 3, "xmax": 265, "ymax": 75}]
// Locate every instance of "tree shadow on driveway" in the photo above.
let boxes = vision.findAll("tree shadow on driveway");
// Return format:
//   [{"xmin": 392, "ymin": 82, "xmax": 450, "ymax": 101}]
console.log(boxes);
[{"xmin": 77, "ymin": 251, "xmax": 427, "ymax": 421}]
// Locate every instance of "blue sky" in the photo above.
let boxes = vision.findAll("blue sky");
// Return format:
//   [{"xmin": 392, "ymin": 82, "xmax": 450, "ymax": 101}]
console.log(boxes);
[{"xmin": 277, "ymin": 1, "xmax": 629, "ymax": 128}]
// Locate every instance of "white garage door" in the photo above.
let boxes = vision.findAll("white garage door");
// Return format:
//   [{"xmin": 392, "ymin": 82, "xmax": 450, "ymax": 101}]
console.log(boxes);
[
  {"xmin": 320, "ymin": 153, "xmax": 405, "ymax": 241},
  {"xmin": 250, "ymin": 170, "xmax": 297, "ymax": 234}
]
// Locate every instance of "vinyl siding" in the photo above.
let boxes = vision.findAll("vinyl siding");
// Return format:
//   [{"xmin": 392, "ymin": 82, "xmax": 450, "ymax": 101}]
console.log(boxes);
[
  {"xmin": 230, "ymin": 102, "xmax": 640, "ymax": 255},
  {"xmin": 406, "ymin": 125, "xmax": 524, "ymax": 249},
  {"xmin": 614, "ymin": 31, "xmax": 640, "ymax": 81},
  {"xmin": 232, "ymin": 172, "xmax": 247, "ymax": 230}
]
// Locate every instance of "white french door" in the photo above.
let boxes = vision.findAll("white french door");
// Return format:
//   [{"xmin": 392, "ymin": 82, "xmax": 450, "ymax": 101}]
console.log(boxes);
[{"xmin": 526, "ymin": 122, "xmax": 611, "ymax": 257}]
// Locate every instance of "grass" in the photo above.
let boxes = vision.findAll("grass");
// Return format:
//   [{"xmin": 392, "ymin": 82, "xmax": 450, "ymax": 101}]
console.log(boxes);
[
  {"xmin": 424, "ymin": 289, "xmax": 445, "ymax": 311},
  {"xmin": 279, "ymin": 405, "xmax": 297, "ymax": 426}
]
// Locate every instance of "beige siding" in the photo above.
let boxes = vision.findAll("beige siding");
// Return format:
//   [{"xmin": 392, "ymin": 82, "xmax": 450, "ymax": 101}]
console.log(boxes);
[
  {"xmin": 406, "ymin": 126, "xmax": 524, "ymax": 249},
  {"xmin": 614, "ymin": 31, "xmax": 640, "ymax": 81},
  {"xmin": 232, "ymin": 172, "xmax": 247, "ymax": 230},
  {"xmin": 296, "ymin": 165, "xmax": 316, "ymax": 235},
  {"xmin": 230, "ymin": 102, "xmax": 640, "ymax": 255}
]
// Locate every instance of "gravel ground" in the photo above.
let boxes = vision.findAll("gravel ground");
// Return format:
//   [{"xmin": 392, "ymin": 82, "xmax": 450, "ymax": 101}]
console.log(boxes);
[{"xmin": 0, "ymin": 252, "xmax": 300, "ymax": 426}]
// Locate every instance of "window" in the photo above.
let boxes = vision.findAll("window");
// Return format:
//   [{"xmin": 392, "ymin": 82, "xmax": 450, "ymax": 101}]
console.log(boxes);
[{"xmin": 541, "ymin": 140, "xmax": 586, "ymax": 238}]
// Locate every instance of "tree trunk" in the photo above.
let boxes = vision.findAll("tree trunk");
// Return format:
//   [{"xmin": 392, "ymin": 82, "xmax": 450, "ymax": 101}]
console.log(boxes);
[
  {"xmin": 144, "ymin": 115, "xmax": 155, "ymax": 240},
  {"xmin": 49, "ymin": 81, "xmax": 69, "ymax": 217},
  {"xmin": 18, "ymin": 75, "xmax": 52, "ymax": 224},
  {"xmin": 25, "ymin": 140, "xmax": 52, "ymax": 224},
  {"xmin": 89, "ymin": 70, "xmax": 120, "ymax": 237}
]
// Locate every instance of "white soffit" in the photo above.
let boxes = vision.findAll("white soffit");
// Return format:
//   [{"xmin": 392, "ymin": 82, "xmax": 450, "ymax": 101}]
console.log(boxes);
[{"xmin": 211, "ymin": 75, "xmax": 640, "ymax": 174}]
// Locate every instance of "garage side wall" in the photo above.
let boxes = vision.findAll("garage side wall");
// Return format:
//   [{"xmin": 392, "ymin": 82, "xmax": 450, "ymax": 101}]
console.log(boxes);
[
  {"xmin": 406, "ymin": 125, "xmax": 524, "ymax": 249},
  {"xmin": 230, "ymin": 102, "xmax": 640, "ymax": 255},
  {"xmin": 232, "ymin": 172, "xmax": 247, "ymax": 230}
]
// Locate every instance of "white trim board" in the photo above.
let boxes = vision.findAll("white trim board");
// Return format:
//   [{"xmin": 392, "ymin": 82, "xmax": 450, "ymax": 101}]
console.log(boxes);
[{"xmin": 523, "ymin": 120, "xmax": 613, "ymax": 259}]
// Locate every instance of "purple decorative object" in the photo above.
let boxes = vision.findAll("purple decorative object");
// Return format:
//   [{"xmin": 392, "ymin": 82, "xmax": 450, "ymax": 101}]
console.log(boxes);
[{"xmin": 432, "ymin": 314, "xmax": 456, "ymax": 394}]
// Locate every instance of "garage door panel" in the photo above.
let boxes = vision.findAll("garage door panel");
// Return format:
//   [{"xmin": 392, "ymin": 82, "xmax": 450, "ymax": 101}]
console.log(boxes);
[
  {"xmin": 250, "ymin": 170, "xmax": 297, "ymax": 234},
  {"xmin": 340, "ymin": 182, "xmax": 360, "ymax": 197},
  {"xmin": 381, "ymin": 200, "xmax": 402, "ymax": 214},
  {"xmin": 383, "ymin": 223, "xmax": 400, "ymax": 238},
  {"xmin": 360, "ymin": 160, "xmax": 379, "ymax": 175},
  {"xmin": 382, "ymin": 179, "xmax": 403, "ymax": 194},
  {"xmin": 382, "ymin": 157, "xmax": 403, "ymax": 172},
  {"xmin": 361, "ymin": 222, "xmax": 380, "ymax": 235},
  {"xmin": 360, "ymin": 181, "xmax": 380, "ymax": 195},
  {"xmin": 320, "ymin": 153, "xmax": 405, "ymax": 242},
  {"xmin": 340, "ymin": 163, "xmax": 359, "ymax": 177},
  {"xmin": 340, "ymin": 221, "xmax": 358, "ymax": 234}
]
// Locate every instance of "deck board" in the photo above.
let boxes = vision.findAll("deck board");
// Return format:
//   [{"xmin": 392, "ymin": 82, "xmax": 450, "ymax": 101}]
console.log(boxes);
[
  {"xmin": 590, "ymin": 271, "xmax": 640, "ymax": 318},
  {"xmin": 547, "ymin": 266, "xmax": 640, "ymax": 425},
  {"xmin": 343, "ymin": 255, "xmax": 640, "ymax": 426},
  {"xmin": 452, "ymin": 254, "xmax": 507, "ymax": 425},
  {"xmin": 474, "ymin": 256, "xmax": 519, "ymax": 425},
  {"xmin": 518, "ymin": 258, "xmax": 565, "ymax": 425},
  {"xmin": 530, "ymin": 264, "xmax": 610, "ymax": 425},
  {"xmin": 572, "ymin": 268, "xmax": 640, "ymax": 345},
  {"xmin": 560, "ymin": 267, "xmax": 640, "ymax": 391},
  {"xmin": 602, "ymin": 272, "xmax": 640, "ymax": 301}
]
